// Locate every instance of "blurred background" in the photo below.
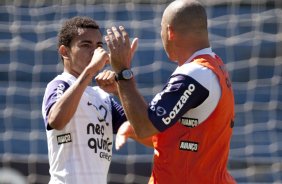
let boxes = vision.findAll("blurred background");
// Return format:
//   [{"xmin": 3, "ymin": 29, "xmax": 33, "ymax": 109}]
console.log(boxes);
[{"xmin": 0, "ymin": 0, "xmax": 281, "ymax": 183}]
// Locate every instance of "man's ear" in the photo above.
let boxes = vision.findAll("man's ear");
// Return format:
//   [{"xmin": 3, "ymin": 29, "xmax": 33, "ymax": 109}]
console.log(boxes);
[
  {"xmin": 58, "ymin": 45, "xmax": 70, "ymax": 60},
  {"xmin": 167, "ymin": 25, "xmax": 175, "ymax": 41}
]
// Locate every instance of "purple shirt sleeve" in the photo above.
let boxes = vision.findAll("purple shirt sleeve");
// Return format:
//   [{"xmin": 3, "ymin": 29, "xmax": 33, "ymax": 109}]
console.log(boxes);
[
  {"xmin": 42, "ymin": 80, "xmax": 70, "ymax": 130},
  {"xmin": 148, "ymin": 74, "xmax": 209, "ymax": 132},
  {"xmin": 111, "ymin": 97, "xmax": 127, "ymax": 134}
]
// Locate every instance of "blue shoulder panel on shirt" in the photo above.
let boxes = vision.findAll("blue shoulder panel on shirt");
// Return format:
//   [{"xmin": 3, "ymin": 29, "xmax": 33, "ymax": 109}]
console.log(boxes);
[
  {"xmin": 148, "ymin": 74, "xmax": 209, "ymax": 132},
  {"xmin": 43, "ymin": 80, "xmax": 70, "ymax": 130},
  {"xmin": 44, "ymin": 80, "xmax": 70, "ymax": 115},
  {"xmin": 110, "ymin": 97, "xmax": 127, "ymax": 134}
]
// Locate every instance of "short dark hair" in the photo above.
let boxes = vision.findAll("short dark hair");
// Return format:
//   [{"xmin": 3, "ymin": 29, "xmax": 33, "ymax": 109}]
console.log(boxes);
[{"xmin": 57, "ymin": 16, "xmax": 100, "ymax": 48}]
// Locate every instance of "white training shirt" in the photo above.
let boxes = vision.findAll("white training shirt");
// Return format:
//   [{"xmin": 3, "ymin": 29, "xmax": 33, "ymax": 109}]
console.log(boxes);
[{"xmin": 42, "ymin": 72, "xmax": 124, "ymax": 184}]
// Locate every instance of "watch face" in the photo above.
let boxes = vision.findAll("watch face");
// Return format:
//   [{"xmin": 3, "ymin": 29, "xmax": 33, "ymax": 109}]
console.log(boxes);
[{"xmin": 122, "ymin": 69, "xmax": 133, "ymax": 80}]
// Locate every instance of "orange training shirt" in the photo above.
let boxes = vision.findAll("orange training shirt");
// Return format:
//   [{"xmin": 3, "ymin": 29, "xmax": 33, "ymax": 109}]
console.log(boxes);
[{"xmin": 149, "ymin": 54, "xmax": 236, "ymax": 184}]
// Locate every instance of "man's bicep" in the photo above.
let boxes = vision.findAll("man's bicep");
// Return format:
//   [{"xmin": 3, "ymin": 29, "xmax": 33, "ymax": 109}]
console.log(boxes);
[{"xmin": 147, "ymin": 74, "xmax": 209, "ymax": 132}]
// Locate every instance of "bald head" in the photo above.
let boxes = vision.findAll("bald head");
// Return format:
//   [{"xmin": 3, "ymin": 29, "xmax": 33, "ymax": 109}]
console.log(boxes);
[
  {"xmin": 160, "ymin": 0, "xmax": 209, "ymax": 64},
  {"xmin": 163, "ymin": 0, "xmax": 207, "ymax": 34}
]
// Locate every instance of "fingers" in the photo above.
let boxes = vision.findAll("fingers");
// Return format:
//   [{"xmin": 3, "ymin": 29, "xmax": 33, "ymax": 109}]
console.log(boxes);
[
  {"xmin": 105, "ymin": 26, "xmax": 130, "ymax": 50},
  {"xmin": 103, "ymin": 70, "xmax": 115, "ymax": 81},
  {"xmin": 94, "ymin": 46, "xmax": 109, "ymax": 59},
  {"xmin": 119, "ymin": 26, "xmax": 130, "ymax": 48},
  {"xmin": 105, "ymin": 26, "xmax": 137, "ymax": 71},
  {"xmin": 95, "ymin": 70, "xmax": 116, "ymax": 92},
  {"xmin": 115, "ymin": 134, "xmax": 127, "ymax": 150},
  {"xmin": 106, "ymin": 28, "xmax": 117, "ymax": 49},
  {"xmin": 130, "ymin": 38, "xmax": 138, "ymax": 60},
  {"xmin": 112, "ymin": 26, "xmax": 123, "ymax": 45},
  {"xmin": 104, "ymin": 35, "xmax": 113, "ymax": 51},
  {"xmin": 89, "ymin": 47, "xmax": 109, "ymax": 73},
  {"xmin": 105, "ymin": 27, "xmax": 118, "ymax": 52},
  {"xmin": 95, "ymin": 70, "xmax": 115, "ymax": 83}
]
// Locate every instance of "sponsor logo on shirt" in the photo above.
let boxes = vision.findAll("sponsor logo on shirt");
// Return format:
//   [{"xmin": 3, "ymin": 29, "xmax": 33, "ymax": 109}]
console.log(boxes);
[
  {"xmin": 156, "ymin": 106, "xmax": 167, "ymax": 116},
  {"xmin": 57, "ymin": 133, "xmax": 72, "ymax": 145},
  {"xmin": 180, "ymin": 117, "xmax": 199, "ymax": 128},
  {"xmin": 52, "ymin": 83, "xmax": 66, "ymax": 100},
  {"xmin": 179, "ymin": 141, "xmax": 198, "ymax": 152},
  {"xmin": 162, "ymin": 84, "xmax": 195, "ymax": 125},
  {"xmin": 87, "ymin": 101, "xmax": 109, "ymax": 126},
  {"xmin": 87, "ymin": 122, "xmax": 112, "ymax": 161}
]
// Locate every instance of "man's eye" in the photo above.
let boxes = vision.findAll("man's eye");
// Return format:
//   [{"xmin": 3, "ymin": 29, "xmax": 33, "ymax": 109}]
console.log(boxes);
[
  {"xmin": 97, "ymin": 43, "xmax": 104, "ymax": 48},
  {"xmin": 81, "ymin": 44, "xmax": 90, "ymax": 48}
]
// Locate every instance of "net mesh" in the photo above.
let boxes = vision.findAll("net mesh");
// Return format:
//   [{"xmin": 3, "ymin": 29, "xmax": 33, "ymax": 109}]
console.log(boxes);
[{"xmin": 0, "ymin": 0, "xmax": 281, "ymax": 183}]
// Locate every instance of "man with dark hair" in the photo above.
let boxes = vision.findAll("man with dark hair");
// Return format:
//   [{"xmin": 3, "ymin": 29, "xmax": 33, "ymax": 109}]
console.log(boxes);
[
  {"xmin": 42, "ymin": 16, "xmax": 126, "ymax": 184},
  {"xmin": 106, "ymin": 0, "xmax": 236, "ymax": 183}
]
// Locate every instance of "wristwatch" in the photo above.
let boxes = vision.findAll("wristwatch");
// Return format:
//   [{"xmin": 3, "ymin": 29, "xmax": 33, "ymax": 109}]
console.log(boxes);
[{"xmin": 115, "ymin": 69, "xmax": 133, "ymax": 81}]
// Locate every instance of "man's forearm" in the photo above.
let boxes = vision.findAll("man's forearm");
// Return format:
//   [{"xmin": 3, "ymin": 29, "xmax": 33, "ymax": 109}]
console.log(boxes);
[
  {"xmin": 48, "ymin": 69, "xmax": 95, "ymax": 130},
  {"xmin": 117, "ymin": 79, "xmax": 159, "ymax": 138}
]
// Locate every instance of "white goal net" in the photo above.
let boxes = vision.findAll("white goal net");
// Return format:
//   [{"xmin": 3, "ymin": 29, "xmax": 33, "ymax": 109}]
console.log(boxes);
[{"xmin": 0, "ymin": 0, "xmax": 281, "ymax": 183}]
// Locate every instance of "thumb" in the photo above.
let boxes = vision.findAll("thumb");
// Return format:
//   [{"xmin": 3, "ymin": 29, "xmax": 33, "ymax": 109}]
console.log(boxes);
[
  {"xmin": 130, "ymin": 38, "xmax": 138, "ymax": 60},
  {"xmin": 115, "ymin": 134, "xmax": 127, "ymax": 150}
]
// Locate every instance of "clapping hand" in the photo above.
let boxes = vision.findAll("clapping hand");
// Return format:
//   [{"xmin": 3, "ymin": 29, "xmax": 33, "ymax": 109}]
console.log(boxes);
[
  {"xmin": 95, "ymin": 70, "xmax": 117, "ymax": 95},
  {"xmin": 105, "ymin": 26, "xmax": 138, "ymax": 72}
]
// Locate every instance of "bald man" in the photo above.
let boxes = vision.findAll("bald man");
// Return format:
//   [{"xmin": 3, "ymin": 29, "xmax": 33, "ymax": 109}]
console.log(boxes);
[{"xmin": 105, "ymin": 0, "xmax": 236, "ymax": 183}]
